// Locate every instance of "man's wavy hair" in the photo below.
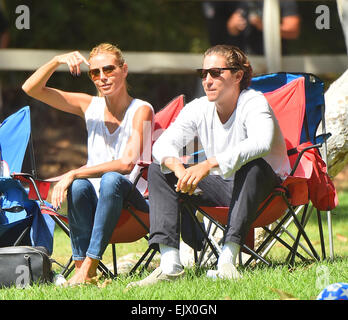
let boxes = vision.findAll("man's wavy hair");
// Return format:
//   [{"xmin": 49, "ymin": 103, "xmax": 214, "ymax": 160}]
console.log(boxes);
[{"xmin": 204, "ymin": 45, "xmax": 253, "ymax": 91}]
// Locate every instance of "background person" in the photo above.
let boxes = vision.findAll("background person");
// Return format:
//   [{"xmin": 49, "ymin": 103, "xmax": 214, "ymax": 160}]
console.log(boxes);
[
  {"xmin": 22, "ymin": 43, "xmax": 154, "ymax": 286},
  {"xmin": 202, "ymin": 0, "xmax": 300, "ymax": 54}
]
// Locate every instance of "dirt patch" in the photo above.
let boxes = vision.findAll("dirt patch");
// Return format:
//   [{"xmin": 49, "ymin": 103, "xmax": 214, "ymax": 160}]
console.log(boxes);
[
  {"xmin": 333, "ymin": 163, "xmax": 348, "ymax": 192},
  {"xmin": 30, "ymin": 126, "xmax": 87, "ymax": 179}
]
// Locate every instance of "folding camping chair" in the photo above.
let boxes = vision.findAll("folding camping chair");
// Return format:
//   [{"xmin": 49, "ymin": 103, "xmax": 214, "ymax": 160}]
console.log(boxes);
[
  {"xmin": 183, "ymin": 73, "xmax": 338, "ymax": 268},
  {"xmin": 14, "ymin": 95, "xmax": 185, "ymax": 279},
  {"xmin": 249, "ymin": 72, "xmax": 337, "ymax": 262},
  {"xmin": 0, "ymin": 106, "xmax": 54, "ymax": 252}
]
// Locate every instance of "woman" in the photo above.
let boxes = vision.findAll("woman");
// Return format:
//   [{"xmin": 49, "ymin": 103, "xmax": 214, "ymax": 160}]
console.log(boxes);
[{"xmin": 22, "ymin": 43, "xmax": 154, "ymax": 286}]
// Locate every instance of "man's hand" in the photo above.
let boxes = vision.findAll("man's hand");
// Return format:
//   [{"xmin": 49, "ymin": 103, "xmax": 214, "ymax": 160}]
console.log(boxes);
[
  {"xmin": 164, "ymin": 157, "xmax": 218, "ymax": 196},
  {"xmin": 177, "ymin": 158, "xmax": 219, "ymax": 195}
]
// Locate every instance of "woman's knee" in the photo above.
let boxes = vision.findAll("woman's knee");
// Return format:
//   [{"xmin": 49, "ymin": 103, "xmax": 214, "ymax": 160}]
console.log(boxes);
[
  {"xmin": 99, "ymin": 172, "xmax": 130, "ymax": 196},
  {"xmin": 68, "ymin": 179, "xmax": 96, "ymax": 210},
  {"xmin": 100, "ymin": 171, "xmax": 123, "ymax": 185},
  {"xmin": 69, "ymin": 179, "xmax": 93, "ymax": 198}
]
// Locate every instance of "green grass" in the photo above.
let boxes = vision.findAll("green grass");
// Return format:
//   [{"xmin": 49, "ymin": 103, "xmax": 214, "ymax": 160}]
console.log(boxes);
[
  {"xmin": 1, "ymin": 191, "xmax": 348, "ymax": 300},
  {"xmin": 1, "ymin": 258, "xmax": 347, "ymax": 300}
]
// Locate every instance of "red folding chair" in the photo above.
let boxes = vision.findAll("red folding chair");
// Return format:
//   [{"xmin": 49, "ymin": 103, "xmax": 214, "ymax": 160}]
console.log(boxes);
[
  {"xmin": 182, "ymin": 76, "xmax": 338, "ymax": 268},
  {"xmin": 12, "ymin": 95, "xmax": 186, "ymax": 278}
]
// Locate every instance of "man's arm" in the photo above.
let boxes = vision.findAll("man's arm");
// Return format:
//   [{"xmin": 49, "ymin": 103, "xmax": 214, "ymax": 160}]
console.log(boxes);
[{"xmin": 152, "ymin": 101, "xmax": 198, "ymax": 173}]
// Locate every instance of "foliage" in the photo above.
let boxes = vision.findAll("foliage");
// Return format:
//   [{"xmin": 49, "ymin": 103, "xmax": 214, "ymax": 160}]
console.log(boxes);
[
  {"xmin": 0, "ymin": 0, "xmax": 345, "ymax": 54},
  {"xmin": 3, "ymin": 0, "xmax": 209, "ymax": 52}
]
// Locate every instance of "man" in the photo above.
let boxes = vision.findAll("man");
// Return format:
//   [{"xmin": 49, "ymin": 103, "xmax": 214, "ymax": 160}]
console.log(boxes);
[{"xmin": 128, "ymin": 45, "xmax": 290, "ymax": 287}]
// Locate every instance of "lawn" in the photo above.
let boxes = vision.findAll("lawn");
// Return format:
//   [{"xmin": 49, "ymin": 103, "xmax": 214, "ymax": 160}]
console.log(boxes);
[{"xmin": 0, "ymin": 191, "xmax": 347, "ymax": 301}]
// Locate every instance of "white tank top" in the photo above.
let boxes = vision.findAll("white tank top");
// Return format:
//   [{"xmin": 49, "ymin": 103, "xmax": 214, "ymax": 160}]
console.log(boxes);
[{"xmin": 85, "ymin": 96, "xmax": 154, "ymax": 196}]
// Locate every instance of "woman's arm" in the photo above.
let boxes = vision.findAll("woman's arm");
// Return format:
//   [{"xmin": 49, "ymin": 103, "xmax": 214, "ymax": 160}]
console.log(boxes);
[{"xmin": 22, "ymin": 51, "xmax": 92, "ymax": 118}]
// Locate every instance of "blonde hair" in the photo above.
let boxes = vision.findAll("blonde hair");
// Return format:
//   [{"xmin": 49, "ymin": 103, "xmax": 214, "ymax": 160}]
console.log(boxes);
[
  {"xmin": 89, "ymin": 43, "xmax": 125, "ymax": 66},
  {"xmin": 204, "ymin": 45, "xmax": 253, "ymax": 91},
  {"xmin": 88, "ymin": 43, "xmax": 128, "ymax": 95}
]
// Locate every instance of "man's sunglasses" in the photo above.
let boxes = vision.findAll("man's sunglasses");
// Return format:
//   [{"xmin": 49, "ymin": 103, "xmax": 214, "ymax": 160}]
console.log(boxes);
[
  {"xmin": 196, "ymin": 67, "xmax": 237, "ymax": 79},
  {"xmin": 88, "ymin": 64, "xmax": 118, "ymax": 80}
]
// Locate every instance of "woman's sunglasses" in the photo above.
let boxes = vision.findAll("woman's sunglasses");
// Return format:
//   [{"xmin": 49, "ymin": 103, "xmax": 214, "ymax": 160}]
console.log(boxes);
[
  {"xmin": 196, "ymin": 67, "xmax": 237, "ymax": 79},
  {"xmin": 88, "ymin": 64, "xmax": 118, "ymax": 80}
]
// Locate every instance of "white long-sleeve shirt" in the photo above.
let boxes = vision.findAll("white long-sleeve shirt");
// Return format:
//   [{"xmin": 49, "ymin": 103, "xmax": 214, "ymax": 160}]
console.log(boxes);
[{"xmin": 152, "ymin": 89, "xmax": 291, "ymax": 180}]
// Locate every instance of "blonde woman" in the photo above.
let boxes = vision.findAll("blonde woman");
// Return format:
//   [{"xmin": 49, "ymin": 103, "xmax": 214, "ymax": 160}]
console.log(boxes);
[{"xmin": 22, "ymin": 43, "xmax": 154, "ymax": 286}]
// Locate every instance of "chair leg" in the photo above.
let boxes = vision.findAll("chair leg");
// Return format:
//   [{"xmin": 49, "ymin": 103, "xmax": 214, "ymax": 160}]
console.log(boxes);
[
  {"xmin": 129, "ymin": 245, "xmax": 158, "ymax": 275},
  {"xmin": 286, "ymin": 202, "xmax": 321, "ymax": 265},
  {"xmin": 241, "ymin": 244, "xmax": 271, "ymax": 266},
  {"xmin": 244, "ymin": 211, "xmax": 308, "ymax": 267},
  {"xmin": 60, "ymin": 256, "xmax": 74, "ymax": 278},
  {"xmin": 327, "ymin": 210, "xmax": 335, "ymax": 259},
  {"xmin": 98, "ymin": 261, "xmax": 116, "ymax": 278},
  {"xmin": 184, "ymin": 204, "xmax": 220, "ymax": 263},
  {"xmin": 112, "ymin": 244, "xmax": 117, "ymax": 276},
  {"xmin": 197, "ymin": 220, "xmax": 221, "ymax": 267},
  {"xmin": 142, "ymin": 248, "xmax": 158, "ymax": 272},
  {"xmin": 316, "ymin": 209, "xmax": 326, "ymax": 260}
]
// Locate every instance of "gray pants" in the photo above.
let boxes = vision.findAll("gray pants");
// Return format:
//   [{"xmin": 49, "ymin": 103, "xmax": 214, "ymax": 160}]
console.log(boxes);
[{"xmin": 148, "ymin": 158, "xmax": 280, "ymax": 249}]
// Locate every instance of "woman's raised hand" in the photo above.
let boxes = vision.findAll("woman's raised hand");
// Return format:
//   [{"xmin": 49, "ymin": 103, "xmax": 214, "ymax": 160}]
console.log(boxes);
[{"xmin": 55, "ymin": 51, "xmax": 90, "ymax": 76}]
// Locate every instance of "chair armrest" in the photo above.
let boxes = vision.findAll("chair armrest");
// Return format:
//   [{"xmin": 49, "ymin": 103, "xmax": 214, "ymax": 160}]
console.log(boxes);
[
  {"xmin": 289, "ymin": 142, "xmax": 322, "ymax": 176},
  {"xmin": 11, "ymin": 172, "xmax": 51, "ymax": 202},
  {"xmin": 315, "ymin": 132, "xmax": 331, "ymax": 145}
]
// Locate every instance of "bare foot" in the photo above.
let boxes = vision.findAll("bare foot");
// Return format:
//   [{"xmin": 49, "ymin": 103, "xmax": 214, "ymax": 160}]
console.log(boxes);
[{"xmin": 66, "ymin": 257, "xmax": 99, "ymax": 286}]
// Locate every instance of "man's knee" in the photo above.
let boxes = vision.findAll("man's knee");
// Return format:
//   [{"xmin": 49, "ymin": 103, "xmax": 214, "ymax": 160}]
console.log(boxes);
[
  {"xmin": 238, "ymin": 158, "xmax": 278, "ymax": 187},
  {"xmin": 148, "ymin": 163, "xmax": 161, "ymax": 180}
]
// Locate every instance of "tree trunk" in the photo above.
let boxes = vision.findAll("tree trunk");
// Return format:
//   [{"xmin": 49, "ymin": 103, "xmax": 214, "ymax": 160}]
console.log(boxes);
[{"xmin": 322, "ymin": 69, "xmax": 348, "ymax": 177}]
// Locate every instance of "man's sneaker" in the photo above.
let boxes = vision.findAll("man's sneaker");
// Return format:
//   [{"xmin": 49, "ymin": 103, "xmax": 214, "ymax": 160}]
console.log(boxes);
[
  {"xmin": 126, "ymin": 267, "xmax": 185, "ymax": 289},
  {"xmin": 206, "ymin": 263, "xmax": 242, "ymax": 280}
]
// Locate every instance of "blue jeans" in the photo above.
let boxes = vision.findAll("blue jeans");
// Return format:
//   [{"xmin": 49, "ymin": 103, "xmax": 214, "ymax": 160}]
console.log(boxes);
[{"xmin": 67, "ymin": 172, "xmax": 149, "ymax": 261}]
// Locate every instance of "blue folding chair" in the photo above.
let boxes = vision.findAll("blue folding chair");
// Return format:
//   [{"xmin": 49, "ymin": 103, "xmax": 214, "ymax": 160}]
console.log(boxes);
[{"xmin": 0, "ymin": 107, "xmax": 54, "ymax": 253}]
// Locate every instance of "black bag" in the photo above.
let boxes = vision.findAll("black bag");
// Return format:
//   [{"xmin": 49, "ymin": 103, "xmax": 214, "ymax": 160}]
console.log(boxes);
[{"xmin": 0, "ymin": 246, "xmax": 53, "ymax": 288}]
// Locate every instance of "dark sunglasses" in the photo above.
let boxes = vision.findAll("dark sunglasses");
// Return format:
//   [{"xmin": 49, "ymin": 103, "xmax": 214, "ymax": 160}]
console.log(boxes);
[
  {"xmin": 196, "ymin": 67, "xmax": 237, "ymax": 79},
  {"xmin": 88, "ymin": 64, "xmax": 118, "ymax": 80}
]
